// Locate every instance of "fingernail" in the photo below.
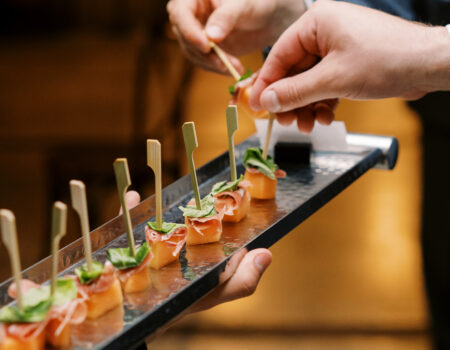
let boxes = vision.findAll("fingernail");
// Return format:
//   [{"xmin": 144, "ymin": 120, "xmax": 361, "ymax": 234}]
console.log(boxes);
[
  {"xmin": 206, "ymin": 25, "xmax": 224, "ymax": 40},
  {"xmin": 261, "ymin": 90, "xmax": 281, "ymax": 113},
  {"xmin": 254, "ymin": 253, "xmax": 271, "ymax": 273}
]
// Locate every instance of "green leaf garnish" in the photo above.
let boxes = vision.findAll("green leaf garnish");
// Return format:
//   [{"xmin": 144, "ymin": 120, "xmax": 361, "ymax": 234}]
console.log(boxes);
[
  {"xmin": 178, "ymin": 194, "xmax": 216, "ymax": 218},
  {"xmin": 51, "ymin": 277, "xmax": 78, "ymax": 306},
  {"xmin": 107, "ymin": 241, "xmax": 150, "ymax": 270},
  {"xmin": 228, "ymin": 68, "xmax": 252, "ymax": 95},
  {"xmin": 75, "ymin": 261, "xmax": 104, "ymax": 285},
  {"xmin": 211, "ymin": 174, "xmax": 244, "ymax": 195},
  {"xmin": 0, "ymin": 277, "xmax": 76, "ymax": 324},
  {"xmin": 147, "ymin": 221, "xmax": 186, "ymax": 234},
  {"xmin": 243, "ymin": 147, "xmax": 278, "ymax": 180}
]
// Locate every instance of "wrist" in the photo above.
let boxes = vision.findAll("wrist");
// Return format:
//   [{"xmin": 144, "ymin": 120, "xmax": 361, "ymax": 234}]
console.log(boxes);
[{"xmin": 417, "ymin": 26, "xmax": 450, "ymax": 93}]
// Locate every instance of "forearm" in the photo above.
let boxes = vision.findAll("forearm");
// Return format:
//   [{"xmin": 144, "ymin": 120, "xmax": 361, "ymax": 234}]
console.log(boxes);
[{"xmin": 418, "ymin": 26, "xmax": 450, "ymax": 93}]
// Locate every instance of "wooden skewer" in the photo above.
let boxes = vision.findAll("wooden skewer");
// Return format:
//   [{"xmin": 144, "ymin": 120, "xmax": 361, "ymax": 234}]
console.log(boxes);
[
  {"xmin": 209, "ymin": 41, "xmax": 241, "ymax": 82},
  {"xmin": 262, "ymin": 113, "xmax": 276, "ymax": 160},
  {"xmin": 113, "ymin": 158, "xmax": 136, "ymax": 257},
  {"xmin": 226, "ymin": 105, "xmax": 239, "ymax": 181},
  {"xmin": 50, "ymin": 201, "xmax": 67, "ymax": 297},
  {"xmin": 0, "ymin": 210, "xmax": 23, "ymax": 310},
  {"xmin": 147, "ymin": 140, "xmax": 163, "ymax": 229},
  {"xmin": 69, "ymin": 180, "xmax": 93, "ymax": 272},
  {"xmin": 182, "ymin": 122, "xmax": 201, "ymax": 210}
]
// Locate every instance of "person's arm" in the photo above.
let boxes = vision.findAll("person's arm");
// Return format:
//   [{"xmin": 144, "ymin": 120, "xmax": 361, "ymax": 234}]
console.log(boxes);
[{"xmin": 250, "ymin": 1, "xmax": 450, "ymax": 130}]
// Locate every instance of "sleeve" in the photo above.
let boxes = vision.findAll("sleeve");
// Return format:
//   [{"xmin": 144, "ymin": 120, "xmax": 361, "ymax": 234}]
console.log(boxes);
[{"xmin": 333, "ymin": 0, "xmax": 418, "ymax": 21}]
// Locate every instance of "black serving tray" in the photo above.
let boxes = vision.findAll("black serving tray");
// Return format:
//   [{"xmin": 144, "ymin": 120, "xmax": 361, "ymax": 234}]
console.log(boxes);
[{"xmin": 0, "ymin": 133, "xmax": 398, "ymax": 350}]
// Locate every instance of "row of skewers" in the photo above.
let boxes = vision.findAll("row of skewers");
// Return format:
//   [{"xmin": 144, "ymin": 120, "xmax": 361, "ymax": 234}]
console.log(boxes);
[{"xmin": 0, "ymin": 43, "xmax": 285, "ymax": 350}]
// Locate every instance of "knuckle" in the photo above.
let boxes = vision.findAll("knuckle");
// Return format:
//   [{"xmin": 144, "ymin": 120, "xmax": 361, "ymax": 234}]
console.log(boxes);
[{"xmin": 286, "ymin": 83, "xmax": 305, "ymax": 108}]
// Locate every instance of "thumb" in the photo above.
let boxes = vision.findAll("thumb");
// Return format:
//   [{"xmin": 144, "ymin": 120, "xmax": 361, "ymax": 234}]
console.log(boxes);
[
  {"xmin": 260, "ymin": 61, "xmax": 337, "ymax": 112},
  {"xmin": 119, "ymin": 191, "xmax": 141, "ymax": 214},
  {"xmin": 205, "ymin": 1, "xmax": 244, "ymax": 42}
]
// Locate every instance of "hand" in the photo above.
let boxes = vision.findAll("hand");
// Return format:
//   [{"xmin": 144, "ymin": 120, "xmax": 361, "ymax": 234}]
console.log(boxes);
[
  {"xmin": 251, "ymin": 0, "xmax": 450, "ymax": 130},
  {"xmin": 167, "ymin": 0, "xmax": 306, "ymax": 75},
  {"xmin": 123, "ymin": 191, "xmax": 272, "ymax": 312}
]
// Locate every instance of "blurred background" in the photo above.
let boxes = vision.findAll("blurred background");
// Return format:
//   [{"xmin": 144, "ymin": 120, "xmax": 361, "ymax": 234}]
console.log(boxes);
[{"xmin": 0, "ymin": 1, "xmax": 429, "ymax": 349}]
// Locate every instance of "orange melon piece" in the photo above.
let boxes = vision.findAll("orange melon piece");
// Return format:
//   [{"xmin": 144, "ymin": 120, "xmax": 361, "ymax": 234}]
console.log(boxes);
[
  {"xmin": 2, "ymin": 331, "xmax": 45, "ymax": 350},
  {"xmin": 86, "ymin": 277, "xmax": 123, "ymax": 319},
  {"xmin": 46, "ymin": 319, "xmax": 71, "ymax": 348},
  {"xmin": 237, "ymin": 87, "xmax": 268, "ymax": 119},
  {"xmin": 244, "ymin": 169, "xmax": 277, "ymax": 199},
  {"xmin": 150, "ymin": 238, "xmax": 184, "ymax": 270},
  {"xmin": 221, "ymin": 189, "xmax": 251, "ymax": 223},
  {"xmin": 120, "ymin": 265, "xmax": 151, "ymax": 294},
  {"xmin": 185, "ymin": 216, "xmax": 222, "ymax": 245}
]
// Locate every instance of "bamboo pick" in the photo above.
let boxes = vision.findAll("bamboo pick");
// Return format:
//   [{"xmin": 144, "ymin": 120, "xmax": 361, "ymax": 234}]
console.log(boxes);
[
  {"xmin": 0, "ymin": 209, "xmax": 23, "ymax": 309},
  {"xmin": 69, "ymin": 180, "xmax": 93, "ymax": 272},
  {"xmin": 50, "ymin": 201, "xmax": 67, "ymax": 298},
  {"xmin": 147, "ymin": 140, "xmax": 162, "ymax": 229},
  {"xmin": 208, "ymin": 41, "xmax": 241, "ymax": 81},
  {"xmin": 182, "ymin": 122, "xmax": 201, "ymax": 210},
  {"xmin": 226, "ymin": 105, "xmax": 239, "ymax": 181},
  {"xmin": 262, "ymin": 113, "xmax": 276, "ymax": 160},
  {"xmin": 113, "ymin": 158, "xmax": 136, "ymax": 257}
]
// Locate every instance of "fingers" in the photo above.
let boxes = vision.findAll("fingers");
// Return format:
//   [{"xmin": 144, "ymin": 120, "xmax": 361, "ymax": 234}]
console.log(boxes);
[
  {"xmin": 191, "ymin": 248, "xmax": 272, "ymax": 312},
  {"xmin": 167, "ymin": 0, "xmax": 210, "ymax": 53},
  {"xmin": 119, "ymin": 191, "xmax": 141, "ymax": 214},
  {"xmin": 205, "ymin": 0, "xmax": 244, "ymax": 42}
]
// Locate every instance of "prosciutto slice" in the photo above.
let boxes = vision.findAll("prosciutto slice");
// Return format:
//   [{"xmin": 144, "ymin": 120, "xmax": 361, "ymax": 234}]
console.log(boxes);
[
  {"xmin": 185, "ymin": 211, "xmax": 223, "ymax": 237},
  {"xmin": 214, "ymin": 185, "xmax": 248, "ymax": 216},
  {"xmin": 48, "ymin": 298, "xmax": 87, "ymax": 336},
  {"xmin": 145, "ymin": 226, "xmax": 187, "ymax": 257},
  {"xmin": 75, "ymin": 261, "xmax": 115, "ymax": 299},
  {"xmin": 5, "ymin": 320, "xmax": 48, "ymax": 342},
  {"xmin": 116, "ymin": 252, "xmax": 151, "ymax": 284},
  {"xmin": 7, "ymin": 279, "xmax": 41, "ymax": 299}
]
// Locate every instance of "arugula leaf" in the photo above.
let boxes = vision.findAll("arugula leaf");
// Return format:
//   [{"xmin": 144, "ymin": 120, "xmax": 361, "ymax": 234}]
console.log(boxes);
[
  {"xmin": 0, "ymin": 286, "xmax": 51, "ymax": 323},
  {"xmin": 51, "ymin": 277, "xmax": 78, "ymax": 306},
  {"xmin": 228, "ymin": 69, "xmax": 252, "ymax": 95},
  {"xmin": 211, "ymin": 174, "xmax": 244, "ymax": 195},
  {"xmin": 243, "ymin": 147, "xmax": 278, "ymax": 180},
  {"xmin": 178, "ymin": 194, "xmax": 216, "ymax": 218},
  {"xmin": 107, "ymin": 241, "xmax": 150, "ymax": 270},
  {"xmin": 0, "ymin": 277, "xmax": 78, "ymax": 323},
  {"xmin": 75, "ymin": 261, "xmax": 104, "ymax": 285},
  {"xmin": 147, "ymin": 221, "xmax": 186, "ymax": 234}
]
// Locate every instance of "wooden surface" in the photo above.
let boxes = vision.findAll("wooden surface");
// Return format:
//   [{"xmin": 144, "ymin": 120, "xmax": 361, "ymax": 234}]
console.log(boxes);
[
  {"xmin": 182, "ymin": 122, "xmax": 201, "ymax": 209},
  {"xmin": 225, "ymin": 106, "xmax": 238, "ymax": 182},
  {"xmin": 50, "ymin": 201, "xmax": 67, "ymax": 295},
  {"xmin": 147, "ymin": 140, "xmax": 163, "ymax": 229}
]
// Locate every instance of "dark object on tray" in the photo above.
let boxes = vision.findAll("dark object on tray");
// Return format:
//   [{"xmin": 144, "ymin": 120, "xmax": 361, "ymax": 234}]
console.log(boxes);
[{"xmin": 274, "ymin": 141, "xmax": 312, "ymax": 166}]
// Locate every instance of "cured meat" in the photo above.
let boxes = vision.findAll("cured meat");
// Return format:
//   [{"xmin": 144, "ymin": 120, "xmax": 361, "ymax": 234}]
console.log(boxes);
[
  {"xmin": 75, "ymin": 262, "xmax": 115, "ymax": 297},
  {"xmin": 116, "ymin": 253, "xmax": 152, "ymax": 293},
  {"xmin": 145, "ymin": 226, "xmax": 187, "ymax": 269},
  {"xmin": 7, "ymin": 280, "xmax": 40, "ymax": 300},
  {"xmin": 214, "ymin": 184, "xmax": 251, "ymax": 223},
  {"xmin": 2, "ymin": 323, "xmax": 46, "ymax": 350},
  {"xmin": 46, "ymin": 298, "xmax": 87, "ymax": 347},
  {"xmin": 185, "ymin": 211, "xmax": 224, "ymax": 245}
]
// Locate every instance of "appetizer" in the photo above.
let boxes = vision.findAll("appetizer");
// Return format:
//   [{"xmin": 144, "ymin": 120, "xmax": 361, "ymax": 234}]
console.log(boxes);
[
  {"xmin": 74, "ymin": 261, "xmax": 123, "ymax": 319},
  {"xmin": 145, "ymin": 221, "xmax": 187, "ymax": 270},
  {"xmin": 107, "ymin": 243, "xmax": 152, "ymax": 294},
  {"xmin": 179, "ymin": 195, "xmax": 224, "ymax": 245},
  {"xmin": 229, "ymin": 70, "xmax": 267, "ymax": 119},
  {"xmin": 243, "ymin": 147, "xmax": 286, "ymax": 199},
  {"xmin": 70, "ymin": 180, "xmax": 123, "ymax": 319},
  {"xmin": 212, "ymin": 175, "xmax": 251, "ymax": 223}
]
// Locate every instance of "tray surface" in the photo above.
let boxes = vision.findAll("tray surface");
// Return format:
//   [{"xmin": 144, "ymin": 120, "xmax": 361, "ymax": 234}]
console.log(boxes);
[{"xmin": 0, "ymin": 135, "xmax": 384, "ymax": 349}]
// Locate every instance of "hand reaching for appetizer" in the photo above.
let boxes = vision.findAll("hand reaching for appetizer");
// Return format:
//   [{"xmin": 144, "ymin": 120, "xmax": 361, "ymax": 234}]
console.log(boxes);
[
  {"xmin": 123, "ymin": 191, "xmax": 272, "ymax": 312},
  {"xmin": 166, "ymin": 0, "xmax": 306, "ymax": 75},
  {"xmin": 250, "ymin": 1, "xmax": 450, "ymax": 131}
]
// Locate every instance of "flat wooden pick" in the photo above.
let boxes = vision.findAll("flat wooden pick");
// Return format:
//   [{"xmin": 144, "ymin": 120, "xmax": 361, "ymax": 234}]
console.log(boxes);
[
  {"xmin": 226, "ymin": 105, "xmax": 239, "ymax": 181},
  {"xmin": 182, "ymin": 122, "xmax": 201, "ymax": 210},
  {"xmin": 70, "ymin": 180, "xmax": 93, "ymax": 271},
  {"xmin": 50, "ymin": 201, "xmax": 67, "ymax": 297},
  {"xmin": 0, "ymin": 209, "xmax": 23, "ymax": 309},
  {"xmin": 208, "ymin": 41, "xmax": 241, "ymax": 81},
  {"xmin": 147, "ymin": 140, "xmax": 163, "ymax": 229},
  {"xmin": 113, "ymin": 158, "xmax": 136, "ymax": 257},
  {"xmin": 262, "ymin": 113, "xmax": 276, "ymax": 160}
]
